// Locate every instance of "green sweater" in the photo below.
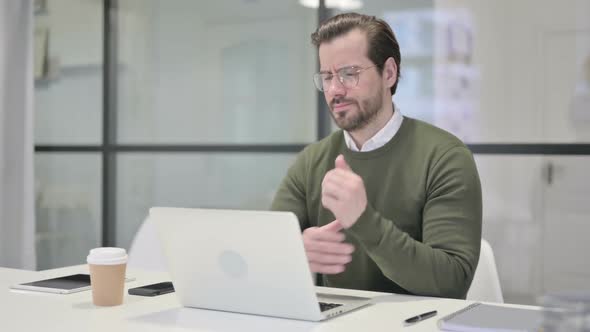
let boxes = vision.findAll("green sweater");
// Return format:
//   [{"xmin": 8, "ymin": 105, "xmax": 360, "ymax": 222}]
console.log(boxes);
[{"xmin": 270, "ymin": 117, "xmax": 482, "ymax": 299}]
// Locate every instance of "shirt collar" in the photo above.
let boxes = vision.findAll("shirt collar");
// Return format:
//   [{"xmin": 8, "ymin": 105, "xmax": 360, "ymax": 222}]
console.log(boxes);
[{"xmin": 343, "ymin": 104, "xmax": 404, "ymax": 152}]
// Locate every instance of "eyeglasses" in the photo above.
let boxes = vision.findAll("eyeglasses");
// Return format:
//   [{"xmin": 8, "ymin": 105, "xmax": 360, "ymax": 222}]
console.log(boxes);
[{"xmin": 313, "ymin": 65, "xmax": 376, "ymax": 92}]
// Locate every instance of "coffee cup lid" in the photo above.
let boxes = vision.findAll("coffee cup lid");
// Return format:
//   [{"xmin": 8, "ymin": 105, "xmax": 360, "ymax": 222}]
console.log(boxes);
[{"xmin": 87, "ymin": 247, "xmax": 128, "ymax": 265}]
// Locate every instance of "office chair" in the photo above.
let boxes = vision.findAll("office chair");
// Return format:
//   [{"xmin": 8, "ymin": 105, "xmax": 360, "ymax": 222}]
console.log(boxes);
[
  {"xmin": 128, "ymin": 216, "xmax": 168, "ymax": 271},
  {"xmin": 466, "ymin": 239, "xmax": 504, "ymax": 303}
]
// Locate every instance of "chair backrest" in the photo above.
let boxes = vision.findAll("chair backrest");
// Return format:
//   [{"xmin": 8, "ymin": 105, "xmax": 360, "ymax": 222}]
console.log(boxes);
[
  {"xmin": 466, "ymin": 239, "xmax": 504, "ymax": 303},
  {"xmin": 127, "ymin": 216, "xmax": 168, "ymax": 271}
]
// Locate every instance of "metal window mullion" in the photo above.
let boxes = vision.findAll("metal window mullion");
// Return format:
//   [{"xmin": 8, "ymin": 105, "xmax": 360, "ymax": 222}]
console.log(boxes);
[
  {"xmin": 316, "ymin": 0, "xmax": 333, "ymax": 140},
  {"xmin": 102, "ymin": 0, "xmax": 118, "ymax": 247}
]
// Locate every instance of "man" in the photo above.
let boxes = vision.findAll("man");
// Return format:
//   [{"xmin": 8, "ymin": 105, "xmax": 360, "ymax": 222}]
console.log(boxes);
[{"xmin": 271, "ymin": 13, "xmax": 482, "ymax": 299}]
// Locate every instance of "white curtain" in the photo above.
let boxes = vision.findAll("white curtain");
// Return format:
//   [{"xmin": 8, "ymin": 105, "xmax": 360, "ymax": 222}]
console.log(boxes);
[{"xmin": 0, "ymin": 0, "xmax": 36, "ymax": 270}]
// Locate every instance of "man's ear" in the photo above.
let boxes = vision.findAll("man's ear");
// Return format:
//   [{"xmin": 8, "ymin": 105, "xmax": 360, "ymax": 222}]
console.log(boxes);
[{"xmin": 383, "ymin": 57, "xmax": 397, "ymax": 89}]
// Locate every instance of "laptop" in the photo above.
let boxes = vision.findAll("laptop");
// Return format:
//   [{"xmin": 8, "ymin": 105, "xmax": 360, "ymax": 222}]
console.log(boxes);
[{"xmin": 149, "ymin": 207, "xmax": 372, "ymax": 321}]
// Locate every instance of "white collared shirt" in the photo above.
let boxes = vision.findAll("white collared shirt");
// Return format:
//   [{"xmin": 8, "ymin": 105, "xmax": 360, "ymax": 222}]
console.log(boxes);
[{"xmin": 343, "ymin": 105, "xmax": 404, "ymax": 152}]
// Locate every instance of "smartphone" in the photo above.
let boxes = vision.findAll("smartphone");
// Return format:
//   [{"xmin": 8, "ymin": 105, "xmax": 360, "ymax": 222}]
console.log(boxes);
[
  {"xmin": 10, "ymin": 274, "xmax": 136, "ymax": 294},
  {"xmin": 128, "ymin": 281, "xmax": 174, "ymax": 297}
]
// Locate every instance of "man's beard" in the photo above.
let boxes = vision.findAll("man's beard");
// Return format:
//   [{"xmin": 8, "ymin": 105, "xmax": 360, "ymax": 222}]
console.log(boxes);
[{"xmin": 329, "ymin": 89, "xmax": 383, "ymax": 132}]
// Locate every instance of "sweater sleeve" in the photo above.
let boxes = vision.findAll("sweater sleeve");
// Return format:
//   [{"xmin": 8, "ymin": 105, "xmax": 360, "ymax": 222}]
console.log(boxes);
[
  {"xmin": 270, "ymin": 150, "xmax": 310, "ymax": 230},
  {"xmin": 346, "ymin": 146, "xmax": 482, "ymax": 299}
]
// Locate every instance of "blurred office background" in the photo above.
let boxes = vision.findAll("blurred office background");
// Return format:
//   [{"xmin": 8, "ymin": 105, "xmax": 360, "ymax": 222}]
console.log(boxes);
[{"xmin": 27, "ymin": 0, "xmax": 590, "ymax": 305}]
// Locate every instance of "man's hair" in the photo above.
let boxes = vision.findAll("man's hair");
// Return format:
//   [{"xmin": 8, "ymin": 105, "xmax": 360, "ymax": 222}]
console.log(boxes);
[{"xmin": 311, "ymin": 13, "xmax": 401, "ymax": 95}]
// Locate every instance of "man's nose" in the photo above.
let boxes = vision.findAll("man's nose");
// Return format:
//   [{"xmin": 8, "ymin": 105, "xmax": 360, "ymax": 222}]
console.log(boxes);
[{"xmin": 325, "ymin": 77, "xmax": 346, "ymax": 96}]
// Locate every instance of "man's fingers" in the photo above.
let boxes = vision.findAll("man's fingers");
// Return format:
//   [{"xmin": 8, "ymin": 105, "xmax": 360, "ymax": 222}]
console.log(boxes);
[
  {"xmin": 323, "ymin": 169, "xmax": 353, "ymax": 187},
  {"xmin": 303, "ymin": 227, "xmax": 344, "ymax": 242},
  {"xmin": 321, "ymin": 190, "xmax": 340, "ymax": 209},
  {"xmin": 322, "ymin": 170, "xmax": 358, "ymax": 202},
  {"xmin": 335, "ymin": 154, "xmax": 351, "ymax": 171},
  {"xmin": 306, "ymin": 251, "xmax": 352, "ymax": 265},
  {"xmin": 309, "ymin": 263, "xmax": 345, "ymax": 274},
  {"xmin": 321, "ymin": 172, "xmax": 345, "ymax": 201},
  {"xmin": 304, "ymin": 240, "xmax": 355, "ymax": 255},
  {"xmin": 321, "ymin": 181, "xmax": 340, "ymax": 200},
  {"xmin": 304, "ymin": 218, "xmax": 353, "ymax": 275},
  {"xmin": 321, "ymin": 194, "xmax": 339, "ymax": 212},
  {"xmin": 320, "ymin": 220, "xmax": 344, "ymax": 232}
]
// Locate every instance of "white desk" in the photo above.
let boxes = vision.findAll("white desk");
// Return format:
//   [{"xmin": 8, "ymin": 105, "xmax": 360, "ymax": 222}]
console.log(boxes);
[{"xmin": 1, "ymin": 265, "xmax": 536, "ymax": 331}]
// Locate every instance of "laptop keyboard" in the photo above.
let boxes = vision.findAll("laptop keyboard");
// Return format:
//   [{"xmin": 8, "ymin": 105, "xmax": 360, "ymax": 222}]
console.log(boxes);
[{"xmin": 319, "ymin": 302, "xmax": 343, "ymax": 312}]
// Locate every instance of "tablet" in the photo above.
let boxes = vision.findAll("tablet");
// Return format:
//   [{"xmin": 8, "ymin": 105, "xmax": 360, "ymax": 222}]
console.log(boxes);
[{"xmin": 10, "ymin": 273, "xmax": 134, "ymax": 294}]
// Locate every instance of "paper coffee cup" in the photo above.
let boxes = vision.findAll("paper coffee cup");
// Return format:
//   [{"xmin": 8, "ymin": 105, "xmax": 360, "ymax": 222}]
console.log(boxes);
[{"xmin": 87, "ymin": 247, "xmax": 128, "ymax": 306}]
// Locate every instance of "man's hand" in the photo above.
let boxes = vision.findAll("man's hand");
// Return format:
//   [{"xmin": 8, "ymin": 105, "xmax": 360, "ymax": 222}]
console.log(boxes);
[
  {"xmin": 302, "ymin": 220, "xmax": 355, "ymax": 274},
  {"xmin": 321, "ymin": 154, "xmax": 367, "ymax": 228}
]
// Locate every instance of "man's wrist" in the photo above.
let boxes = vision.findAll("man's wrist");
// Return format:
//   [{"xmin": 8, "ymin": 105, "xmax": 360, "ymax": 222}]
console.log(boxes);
[{"xmin": 346, "ymin": 204, "xmax": 383, "ymax": 245}]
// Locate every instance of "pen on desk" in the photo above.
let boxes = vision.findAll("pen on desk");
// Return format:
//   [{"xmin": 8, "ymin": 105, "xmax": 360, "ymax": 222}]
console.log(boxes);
[{"xmin": 404, "ymin": 310, "xmax": 438, "ymax": 325}]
